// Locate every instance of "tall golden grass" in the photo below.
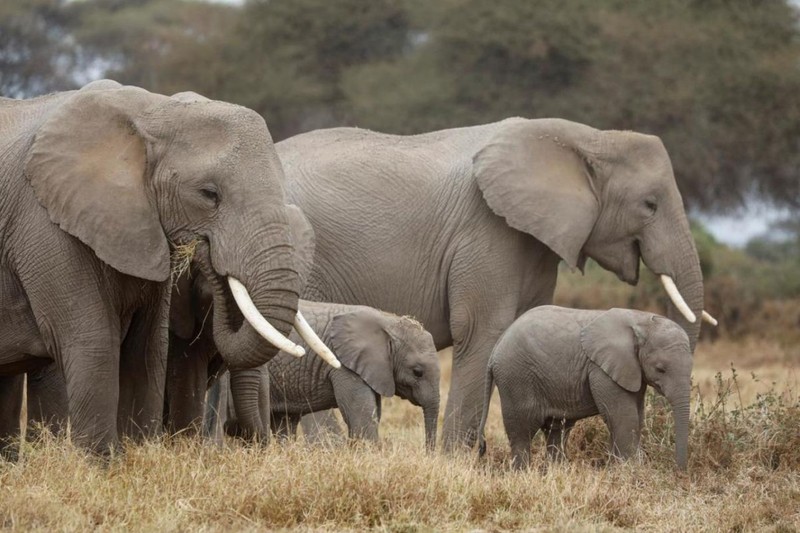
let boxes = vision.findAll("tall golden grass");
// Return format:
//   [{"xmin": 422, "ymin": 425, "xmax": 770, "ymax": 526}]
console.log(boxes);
[{"xmin": 1, "ymin": 340, "xmax": 798, "ymax": 531}]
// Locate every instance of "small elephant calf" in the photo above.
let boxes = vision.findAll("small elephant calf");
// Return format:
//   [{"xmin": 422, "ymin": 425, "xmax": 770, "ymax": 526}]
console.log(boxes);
[
  {"xmin": 478, "ymin": 306, "xmax": 692, "ymax": 469},
  {"xmin": 212, "ymin": 301, "xmax": 441, "ymax": 449}
]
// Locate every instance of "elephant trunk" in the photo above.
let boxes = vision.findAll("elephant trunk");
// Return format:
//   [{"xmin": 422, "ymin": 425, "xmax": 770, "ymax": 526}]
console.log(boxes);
[
  {"xmin": 422, "ymin": 398, "xmax": 439, "ymax": 452},
  {"xmin": 643, "ymin": 206, "xmax": 704, "ymax": 352},
  {"xmin": 668, "ymin": 391, "xmax": 691, "ymax": 470},
  {"xmin": 228, "ymin": 368, "xmax": 267, "ymax": 441},
  {"xmin": 665, "ymin": 242, "xmax": 703, "ymax": 353},
  {"xmin": 196, "ymin": 227, "xmax": 302, "ymax": 369}
]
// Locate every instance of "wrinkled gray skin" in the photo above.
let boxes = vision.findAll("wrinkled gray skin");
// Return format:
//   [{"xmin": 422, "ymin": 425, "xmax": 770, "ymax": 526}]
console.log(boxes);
[
  {"xmin": 164, "ymin": 206, "xmax": 316, "ymax": 440},
  {"xmin": 205, "ymin": 302, "xmax": 441, "ymax": 449},
  {"xmin": 477, "ymin": 306, "xmax": 693, "ymax": 470},
  {"xmin": 278, "ymin": 117, "xmax": 704, "ymax": 450},
  {"xmin": 0, "ymin": 81, "xmax": 305, "ymax": 456}
]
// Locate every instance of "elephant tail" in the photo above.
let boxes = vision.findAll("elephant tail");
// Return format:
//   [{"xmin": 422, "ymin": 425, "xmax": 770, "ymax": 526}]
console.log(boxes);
[{"xmin": 477, "ymin": 364, "xmax": 495, "ymax": 458}]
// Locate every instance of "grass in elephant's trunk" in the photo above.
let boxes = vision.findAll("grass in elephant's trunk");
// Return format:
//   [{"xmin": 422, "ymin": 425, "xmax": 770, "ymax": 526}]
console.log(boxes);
[{"xmin": 4, "ymin": 340, "xmax": 798, "ymax": 531}]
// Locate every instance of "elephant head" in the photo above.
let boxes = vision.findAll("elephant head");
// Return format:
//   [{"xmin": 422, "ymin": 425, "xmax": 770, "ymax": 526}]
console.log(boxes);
[
  {"xmin": 26, "ymin": 80, "xmax": 338, "ymax": 372},
  {"xmin": 581, "ymin": 308, "xmax": 693, "ymax": 469},
  {"xmin": 474, "ymin": 118, "xmax": 714, "ymax": 350},
  {"xmin": 329, "ymin": 308, "xmax": 441, "ymax": 451}
]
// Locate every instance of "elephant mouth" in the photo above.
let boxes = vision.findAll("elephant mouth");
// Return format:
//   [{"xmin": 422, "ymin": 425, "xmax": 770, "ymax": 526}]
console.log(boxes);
[{"xmin": 192, "ymin": 240, "xmax": 341, "ymax": 368}]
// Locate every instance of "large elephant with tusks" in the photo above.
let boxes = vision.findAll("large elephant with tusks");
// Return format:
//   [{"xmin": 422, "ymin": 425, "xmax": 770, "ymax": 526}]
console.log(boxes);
[{"xmin": 0, "ymin": 80, "xmax": 337, "ymax": 456}]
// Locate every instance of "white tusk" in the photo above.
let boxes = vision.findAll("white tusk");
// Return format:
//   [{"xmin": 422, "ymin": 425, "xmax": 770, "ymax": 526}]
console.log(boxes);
[
  {"xmin": 227, "ymin": 277, "xmax": 306, "ymax": 358},
  {"xmin": 702, "ymin": 310, "xmax": 718, "ymax": 326},
  {"xmin": 659, "ymin": 275, "xmax": 697, "ymax": 324},
  {"xmin": 294, "ymin": 312, "xmax": 342, "ymax": 369}
]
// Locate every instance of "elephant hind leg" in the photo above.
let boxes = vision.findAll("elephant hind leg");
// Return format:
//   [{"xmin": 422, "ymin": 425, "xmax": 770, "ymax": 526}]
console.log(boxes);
[
  {"xmin": 543, "ymin": 418, "xmax": 575, "ymax": 462},
  {"xmin": 502, "ymin": 408, "xmax": 540, "ymax": 470},
  {"xmin": 0, "ymin": 375, "xmax": 24, "ymax": 461}
]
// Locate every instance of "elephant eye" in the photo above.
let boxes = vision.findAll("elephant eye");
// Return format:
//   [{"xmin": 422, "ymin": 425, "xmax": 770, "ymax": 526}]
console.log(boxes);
[
  {"xmin": 656, "ymin": 364, "xmax": 667, "ymax": 374},
  {"xmin": 644, "ymin": 199, "xmax": 658, "ymax": 214},
  {"xmin": 200, "ymin": 187, "xmax": 221, "ymax": 207},
  {"xmin": 412, "ymin": 367, "xmax": 424, "ymax": 378}
]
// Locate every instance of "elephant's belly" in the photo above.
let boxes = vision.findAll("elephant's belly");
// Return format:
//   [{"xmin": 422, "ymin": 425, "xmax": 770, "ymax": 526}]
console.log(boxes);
[{"xmin": 270, "ymin": 383, "xmax": 337, "ymax": 416}]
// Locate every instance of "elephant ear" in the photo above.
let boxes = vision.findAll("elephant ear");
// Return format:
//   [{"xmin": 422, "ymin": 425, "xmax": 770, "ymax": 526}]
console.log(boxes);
[
  {"xmin": 580, "ymin": 308, "xmax": 644, "ymax": 392},
  {"xmin": 329, "ymin": 308, "xmax": 395, "ymax": 397},
  {"xmin": 473, "ymin": 119, "xmax": 600, "ymax": 270},
  {"xmin": 285, "ymin": 204, "xmax": 316, "ymax": 287},
  {"xmin": 25, "ymin": 86, "xmax": 170, "ymax": 281}
]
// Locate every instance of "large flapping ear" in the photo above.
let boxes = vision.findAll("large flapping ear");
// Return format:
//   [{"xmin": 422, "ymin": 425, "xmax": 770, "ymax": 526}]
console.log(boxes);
[
  {"xmin": 473, "ymin": 119, "xmax": 600, "ymax": 270},
  {"xmin": 580, "ymin": 308, "xmax": 643, "ymax": 392},
  {"xmin": 329, "ymin": 308, "xmax": 395, "ymax": 397},
  {"xmin": 25, "ymin": 85, "xmax": 170, "ymax": 281},
  {"xmin": 285, "ymin": 204, "xmax": 316, "ymax": 287}
]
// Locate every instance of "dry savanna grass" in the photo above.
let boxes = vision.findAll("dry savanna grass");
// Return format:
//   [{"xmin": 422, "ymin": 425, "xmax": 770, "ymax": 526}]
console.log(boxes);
[{"xmin": 1, "ymin": 340, "xmax": 798, "ymax": 532}]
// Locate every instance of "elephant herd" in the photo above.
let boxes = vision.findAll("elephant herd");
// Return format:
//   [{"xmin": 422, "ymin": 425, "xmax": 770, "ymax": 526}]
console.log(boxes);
[{"xmin": 1, "ymin": 80, "xmax": 713, "ymax": 468}]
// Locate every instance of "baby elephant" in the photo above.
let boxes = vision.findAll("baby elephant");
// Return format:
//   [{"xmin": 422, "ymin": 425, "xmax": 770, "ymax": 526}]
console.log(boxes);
[
  {"xmin": 478, "ymin": 306, "xmax": 692, "ymax": 469},
  {"xmin": 218, "ymin": 301, "xmax": 441, "ymax": 449}
]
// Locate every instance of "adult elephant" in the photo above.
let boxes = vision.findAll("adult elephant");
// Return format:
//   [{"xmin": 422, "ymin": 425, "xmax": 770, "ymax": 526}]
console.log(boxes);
[
  {"xmin": 277, "ymin": 117, "xmax": 713, "ymax": 450},
  {"xmin": 0, "ymin": 80, "xmax": 335, "ymax": 456}
]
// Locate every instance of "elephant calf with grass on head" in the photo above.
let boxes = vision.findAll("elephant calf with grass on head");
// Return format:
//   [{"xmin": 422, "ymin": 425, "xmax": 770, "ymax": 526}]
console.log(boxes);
[
  {"xmin": 209, "ymin": 302, "xmax": 441, "ymax": 450},
  {"xmin": 478, "ymin": 306, "xmax": 693, "ymax": 470}
]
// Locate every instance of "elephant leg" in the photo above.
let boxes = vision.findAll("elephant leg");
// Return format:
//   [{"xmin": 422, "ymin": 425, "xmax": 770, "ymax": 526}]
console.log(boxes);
[
  {"xmin": 543, "ymin": 418, "xmax": 575, "ymax": 462},
  {"xmin": 117, "ymin": 287, "xmax": 169, "ymax": 441},
  {"xmin": 444, "ymin": 303, "xmax": 519, "ymax": 451},
  {"xmin": 26, "ymin": 362, "xmax": 69, "ymax": 438},
  {"xmin": 505, "ymin": 418, "xmax": 537, "ymax": 471},
  {"xmin": 164, "ymin": 333, "xmax": 209, "ymax": 436},
  {"xmin": 332, "ymin": 373, "xmax": 380, "ymax": 444},
  {"xmin": 204, "ymin": 372, "xmax": 227, "ymax": 443},
  {"xmin": 299, "ymin": 410, "xmax": 343, "ymax": 444},
  {"xmin": 271, "ymin": 412, "xmax": 300, "ymax": 440},
  {"xmin": 63, "ymin": 345, "xmax": 121, "ymax": 455},
  {"xmin": 591, "ymin": 372, "xmax": 641, "ymax": 462},
  {"xmin": 0, "ymin": 375, "xmax": 24, "ymax": 461}
]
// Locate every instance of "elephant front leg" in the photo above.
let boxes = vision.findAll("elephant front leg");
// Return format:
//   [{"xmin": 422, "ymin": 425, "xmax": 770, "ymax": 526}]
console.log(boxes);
[
  {"xmin": 590, "ymin": 371, "xmax": 642, "ymax": 463},
  {"xmin": 118, "ymin": 288, "xmax": 169, "ymax": 440},
  {"xmin": 0, "ymin": 375, "xmax": 24, "ymax": 461},
  {"xmin": 63, "ymin": 347, "xmax": 121, "ymax": 456},
  {"xmin": 332, "ymin": 373, "xmax": 380, "ymax": 444}
]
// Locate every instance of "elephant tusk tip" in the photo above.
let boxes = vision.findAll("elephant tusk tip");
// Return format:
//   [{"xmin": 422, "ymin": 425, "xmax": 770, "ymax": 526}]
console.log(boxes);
[
  {"xmin": 702, "ymin": 310, "xmax": 718, "ymax": 326},
  {"xmin": 287, "ymin": 346, "xmax": 306, "ymax": 358}
]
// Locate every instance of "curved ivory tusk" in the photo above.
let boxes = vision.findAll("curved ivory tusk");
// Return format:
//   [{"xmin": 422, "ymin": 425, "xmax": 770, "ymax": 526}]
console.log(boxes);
[
  {"xmin": 702, "ymin": 310, "xmax": 718, "ymax": 326},
  {"xmin": 294, "ymin": 312, "xmax": 342, "ymax": 368},
  {"xmin": 227, "ymin": 277, "xmax": 306, "ymax": 358},
  {"xmin": 659, "ymin": 275, "xmax": 697, "ymax": 324}
]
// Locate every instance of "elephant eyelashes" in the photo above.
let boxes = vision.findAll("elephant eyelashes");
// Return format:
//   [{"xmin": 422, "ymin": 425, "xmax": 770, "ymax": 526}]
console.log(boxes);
[{"xmin": 200, "ymin": 187, "xmax": 221, "ymax": 207}]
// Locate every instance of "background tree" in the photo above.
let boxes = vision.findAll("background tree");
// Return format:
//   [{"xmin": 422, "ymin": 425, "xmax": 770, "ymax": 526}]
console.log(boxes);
[{"xmin": 0, "ymin": 0, "xmax": 77, "ymax": 97}]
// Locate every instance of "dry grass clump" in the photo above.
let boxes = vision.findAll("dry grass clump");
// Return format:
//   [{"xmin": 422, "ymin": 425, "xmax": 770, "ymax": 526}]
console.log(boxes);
[
  {"xmin": 1, "ymin": 342, "xmax": 798, "ymax": 531},
  {"xmin": 169, "ymin": 239, "xmax": 200, "ymax": 282}
]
